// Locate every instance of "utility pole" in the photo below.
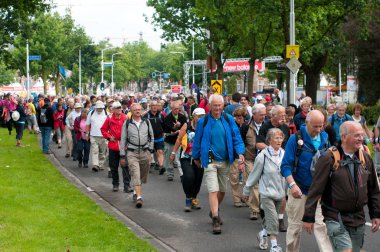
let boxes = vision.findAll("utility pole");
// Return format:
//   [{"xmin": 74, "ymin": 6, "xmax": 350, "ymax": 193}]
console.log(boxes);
[
  {"xmin": 26, "ymin": 40, "xmax": 30, "ymax": 98},
  {"xmin": 289, "ymin": 0, "xmax": 296, "ymax": 104},
  {"xmin": 79, "ymin": 48, "xmax": 82, "ymax": 95}
]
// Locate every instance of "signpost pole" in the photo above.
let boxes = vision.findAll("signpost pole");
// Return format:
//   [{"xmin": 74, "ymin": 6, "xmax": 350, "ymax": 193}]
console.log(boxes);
[
  {"xmin": 289, "ymin": 0, "xmax": 296, "ymax": 105},
  {"xmin": 26, "ymin": 40, "xmax": 30, "ymax": 98}
]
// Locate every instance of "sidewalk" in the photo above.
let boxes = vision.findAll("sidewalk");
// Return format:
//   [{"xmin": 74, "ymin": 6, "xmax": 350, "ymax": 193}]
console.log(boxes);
[{"xmin": 48, "ymin": 139, "xmax": 378, "ymax": 252}]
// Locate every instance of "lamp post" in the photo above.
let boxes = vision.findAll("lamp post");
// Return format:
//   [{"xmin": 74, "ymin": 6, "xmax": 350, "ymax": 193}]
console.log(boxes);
[
  {"xmin": 111, "ymin": 52, "xmax": 123, "ymax": 95},
  {"xmin": 289, "ymin": 0, "xmax": 296, "ymax": 104},
  {"xmin": 154, "ymin": 70, "xmax": 166, "ymax": 90},
  {"xmin": 26, "ymin": 40, "xmax": 30, "ymax": 98},
  {"xmin": 101, "ymin": 46, "xmax": 115, "ymax": 83}
]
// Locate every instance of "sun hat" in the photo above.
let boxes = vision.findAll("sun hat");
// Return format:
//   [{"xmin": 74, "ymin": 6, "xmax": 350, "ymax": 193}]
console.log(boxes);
[
  {"xmin": 112, "ymin": 101, "xmax": 122, "ymax": 109},
  {"xmin": 94, "ymin": 100, "xmax": 105, "ymax": 109},
  {"xmin": 192, "ymin": 108, "xmax": 206, "ymax": 116},
  {"xmin": 74, "ymin": 103, "xmax": 83, "ymax": 109}
]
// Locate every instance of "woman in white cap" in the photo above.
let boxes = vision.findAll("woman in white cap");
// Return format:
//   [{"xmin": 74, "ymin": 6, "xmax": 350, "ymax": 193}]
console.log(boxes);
[{"xmin": 170, "ymin": 107, "xmax": 205, "ymax": 212}]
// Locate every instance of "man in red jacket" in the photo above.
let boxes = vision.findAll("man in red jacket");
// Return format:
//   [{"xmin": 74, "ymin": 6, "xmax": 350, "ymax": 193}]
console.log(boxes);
[{"xmin": 101, "ymin": 101, "xmax": 131, "ymax": 192}]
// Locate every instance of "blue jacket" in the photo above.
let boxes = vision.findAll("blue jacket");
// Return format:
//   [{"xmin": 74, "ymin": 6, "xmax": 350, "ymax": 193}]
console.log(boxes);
[
  {"xmin": 281, "ymin": 125, "xmax": 329, "ymax": 195},
  {"xmin": 192, "ymin": 113, "xmax": 245, "ymax": 168},
  {"xmin": 293, "ymin": 112, "xmax": 306, "ymax": 131},
  {"xmin": 328, "ymin": 113, "xmax": 353, "ymax": 141}
]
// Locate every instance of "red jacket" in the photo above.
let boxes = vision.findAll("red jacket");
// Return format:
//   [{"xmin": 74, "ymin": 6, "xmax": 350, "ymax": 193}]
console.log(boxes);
[
  {"xmin": 74, "ymin": 116, "xmax": 87, "ymax": 141},
  {"xmin": 198, "ymin": 98, "xmax": 209, "ymax": 113},
  {"xmin": 101, "ymin": 113, "xmax": 126, "ymax": 151},
  {"xmin": 53, "ymin": 110, "xmax": 65, "ymax": 130}
]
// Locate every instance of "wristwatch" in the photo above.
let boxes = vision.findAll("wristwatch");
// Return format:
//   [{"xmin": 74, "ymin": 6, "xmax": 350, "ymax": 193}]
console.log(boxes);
[{"xmin": 171, "ymin": 151, "xmax": 176, "ymax": 155}]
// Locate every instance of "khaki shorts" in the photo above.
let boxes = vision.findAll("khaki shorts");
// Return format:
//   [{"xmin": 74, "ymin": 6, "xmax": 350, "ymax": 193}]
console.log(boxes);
[{"xmin": 204, "ymin": 161, "xmax": 229, "ymax": 193}]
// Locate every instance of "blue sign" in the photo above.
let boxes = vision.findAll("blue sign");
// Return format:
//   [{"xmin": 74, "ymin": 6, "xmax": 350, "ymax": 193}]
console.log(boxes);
[
  {"xmin": 163, "ymin": 72, "xmax": 170, "ymax": 79},
  {"xmin": 29, "ymin": 55, "xmax": 41, "ymax": 60},
  {"xmin": 103, "ymin": 62, "xmax": 113, "ymax": 67},
  {"xmin": 191, "ymin": 83, "xmax": 197, "ymax": 89}
]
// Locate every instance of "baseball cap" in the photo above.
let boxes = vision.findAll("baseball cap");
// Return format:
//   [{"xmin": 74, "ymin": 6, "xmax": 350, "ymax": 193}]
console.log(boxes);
[
  {"xmin": 74, "ymin": 103, "xmax": 83, "ymax": 109},
  {"xmin": 94, "ymin": 100, "xmax": 105, "ymax": 109},
  {"xmin": 141, "ymin": 98, "xmax": 147, "ymax": 103},
  {"xmin": 193, "ymin": 108, "xmax": 206, "ymax": 116},
  {"xmin": 112, "ymin": 101, "xmax": 122, "ymax": 109}
]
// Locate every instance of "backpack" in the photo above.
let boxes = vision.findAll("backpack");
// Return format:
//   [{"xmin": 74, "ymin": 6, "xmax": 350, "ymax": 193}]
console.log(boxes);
[
  {"xmin": 292, "ymin": 130, "xmax": 329, "ymax": 175},
  {"xmin": 202, "ymin": 112, "xmax": 229, "ymax": 128},
  {"xmin": 146, "ymin": 111, "xmax": 164, "ymax": 124},
  {"xmin": 125, "ymin": 117, "xmax": 152, "ymax": 148},
  {"xmin": 40, "ymin": 108, "xmax": 48, "ymax": 124},
  {"xmin": 328, "ymin": 146, "xmax": 366, "ymax": 173}
]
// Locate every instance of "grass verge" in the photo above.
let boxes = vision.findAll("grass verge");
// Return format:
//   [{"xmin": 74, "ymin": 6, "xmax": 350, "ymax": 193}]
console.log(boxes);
[{"xmin": 0, "ymin": 128, "xmax": 155, "ymax": 252}]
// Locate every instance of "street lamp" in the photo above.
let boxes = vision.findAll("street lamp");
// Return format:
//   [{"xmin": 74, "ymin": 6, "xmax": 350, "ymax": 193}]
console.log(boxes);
[
  {"xmin": 154, "ymin": 70, "xmax": 166, "ymax": 90},
  {"xmin": 101, "ymin": 46, "xmax": 115, "ymax": 83},
  {"xmin": 170, "ymin": 51, "xmax": 185, "ymax": 57},
  {"xmin": 111, "ymin": 52, "xmax": 123, "ymax": 95}
]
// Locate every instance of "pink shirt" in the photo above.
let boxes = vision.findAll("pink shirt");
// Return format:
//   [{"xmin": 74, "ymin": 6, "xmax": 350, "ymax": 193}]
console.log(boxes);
[{"xmin": 80, "ymin": 119, "xmax": 87, "ymax": 139}]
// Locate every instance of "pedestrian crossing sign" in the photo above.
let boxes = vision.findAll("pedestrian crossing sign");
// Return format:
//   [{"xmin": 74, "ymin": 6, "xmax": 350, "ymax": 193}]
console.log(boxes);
[{"xmin": 286, "ymin": 45, "xmax": 300, "ymax": 58}]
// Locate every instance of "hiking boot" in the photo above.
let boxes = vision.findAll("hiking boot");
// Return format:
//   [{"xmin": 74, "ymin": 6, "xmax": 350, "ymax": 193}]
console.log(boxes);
[
  {"xmin": 250, "ymin": 212, "xmax": 258, "ymax": 220},
  {"xmin": 92, "ymin": 166, "xmax": 99, "ymax": 172},
  {"xmin": 112, "ymin": 185, "xmax": 119, "ymax": 192},
  {"xmin": 167, "ymin": 176, "xmax": 174, "ymax": 181},
  {"xmin": 257, "ymin": 231, "xmax": 268, "ymax": 250},
  {"xmin": 234, "ymin": 202, "xmax": 243, "ymax": 208},
  {"xmin": 83, "ymin": 164, "xmax": 88, "ymax": 168},
  {"xmin": 279, "ymin": 219, "xmax": 287, "ymax": 232},
  {"xmin": 212, "ymin": 216, "xmax": 221, "ymax": 234},
  {"xmin": 154, "ymin": 164, "xmax": 160, "ymax": 170},
  {"xmin": 159, "ymin": 168, "xmax": 165, "ymax": 175},
  {"xmin": 136, "ymin": 198, "xmax": 143, "ymax": 208},
  {"xmin": 65, "ymin": 154, "xmax": 70, "ymax": 158},
  {"xmin": 133, "ymin": 193, "xmax": 137, "ymax": 202},
  {"xmin": 108, "ymin": 171, "xmax": 112, "ymax": 178},
  {"xmin": 270, "ymin": 245, "xmax": 283, "ymax": 252},
  {"xmin": 58, "ymin": 144, "xmax": 62, "ymax": 149},
  {"xmin": 191, "ymin": 198, "xmax": 201, "ymax": 210},
  {"xmin": 209, "ymin": 211, "xmax": 223, "ymax": 225},
  {"xmin": 184, "ymin": 198, "xmax": 192, "ymax": 212}
]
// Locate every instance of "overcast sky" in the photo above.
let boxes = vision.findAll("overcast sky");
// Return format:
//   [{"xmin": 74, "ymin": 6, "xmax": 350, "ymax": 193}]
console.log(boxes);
[{"xmin": 53, "ymin": 0, "xmax": 164, "ymax": 50}]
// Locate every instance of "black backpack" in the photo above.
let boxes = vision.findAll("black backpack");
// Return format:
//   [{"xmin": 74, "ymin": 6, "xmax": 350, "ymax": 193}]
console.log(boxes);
[{"xmin": 40, "ymin": 108, "xmax": 48, "ymax": 124}]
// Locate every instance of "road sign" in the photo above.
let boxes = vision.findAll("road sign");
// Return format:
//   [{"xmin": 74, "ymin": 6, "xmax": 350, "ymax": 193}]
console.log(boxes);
[
  {"xmin": 171, "ymin": 85, "xmax": 181, "ymax": 94},
  {"xmin": 191, "ymin": 83, "xmax": 197, "ymax": 89},
  {"xmin": 286, "ymin": 45, "xmax": 300, "ymax": 58},
  {"xmin": 68, "ymin": 88, "xmax": 73, "ymax": 94},
  {"xmin": 151, "ymin": 72, "xmax": 156, "ymax": 78},
  {"xmin": 286, "ymin": 58, "xmax": 302, "ymax": 74},
  {"xmin": 29, "ymin": 55, "xmax": 41, "ymax": 60},
  {"xmin": 211, "ymin": 80, "xmax": 223, "ymax": 94},
  {"xmin": 103, "ymin": 62, "xmax": 113, "ymax": 67}
]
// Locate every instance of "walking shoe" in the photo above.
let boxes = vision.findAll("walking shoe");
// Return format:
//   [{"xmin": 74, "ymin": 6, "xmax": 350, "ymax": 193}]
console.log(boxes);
[
  {"xmin": 212, "ymin": 216, "xmax": 221, "ymax": 234},
  {"xmin": 112, "ymin": 185, "xmax": 119, "ymax": 192},
  {"xmin": 167, "ymin": 176, "xmax": 174, "ymax": 181},
  {"xmin": 234, "ymin": 202, "xmax": 243, "ymax": 208},
  {"xmin": 124, "ymin": 187, "xmax": 133, "ymax": 193},
  {"xmin": 58, "ymin": 144, "xmax": 62, "ymax": 149},
  {"xmin": 209, "ymin": 211, "xmax": 223, "ymax": 225},
  {"xmin": 92, "ymin": 166, "xmax": 99, "ymax": 172},
  {"xmin": 136, "ymin": 198, "xmax": 143, "ymax": 208},
  {"xmin": 184, "ymin": 198, "xmax": 192, "ymax": 212},
  {"xmin": 73, "ymin": 158, "xmax": 77, "ymax": 161},
  {"xmin": 191, "ymin": 198, "xmax": 201, "ymax": 210},
  {"xmin": 154, "ymin": 164, "xmax": 160, "ymax": 170},
  {"xmin": 279, "ymin": 219, "xmax": 287, "ymax": 232},
  {"xmin": 78, "ymin": 162, "xmax": 82, "ymax": 168},
  {"xmin": 108, "ymin": 171, "xmax": 112, "ymax": 178},
  {"xmin": 257, "ymin": 231, "xmax": 268, "ymax": 250},
  {"xmin": 132, "ymin": 193, "xmax": 137, "ymax": 202},
  {"xmin": 270, "ymin": 245, "xmax": 283, "ymax": 252},
  {"xmin": 65, "ymin": 154, "xmax": 70, "ymax": 158},
  {"xmin": 83, "ymin": 164, "xmax": 88, "ymax": 168},
  {"xmin": 250, "ymin": 212, "xmax": 259, "ymax": 220},
  {"xmin": 159, "ymin": 168, "xmax": 165, "ymax": 175}
]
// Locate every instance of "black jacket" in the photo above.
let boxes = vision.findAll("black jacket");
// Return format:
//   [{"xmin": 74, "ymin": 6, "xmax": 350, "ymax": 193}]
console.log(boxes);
[
  {"xmin": 37, "ymin": 104, "xmax": 54, "ymax": 128},
  {"xmin": 144, "ymin": 111, "xmax": 165, "ymax": 139},
  {"xmin": 164, "ymin": 112, "xmax": 187, "ymax": 144}
]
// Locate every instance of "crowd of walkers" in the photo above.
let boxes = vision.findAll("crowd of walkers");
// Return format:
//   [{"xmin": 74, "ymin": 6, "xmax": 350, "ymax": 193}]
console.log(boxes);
[{"xmin": 2, "ymin": 89, "xmax": 380, "ymax": 252}]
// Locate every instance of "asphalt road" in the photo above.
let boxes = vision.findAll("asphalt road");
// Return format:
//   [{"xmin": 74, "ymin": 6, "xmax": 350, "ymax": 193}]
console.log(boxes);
[{"xmin": 48, "ymin": 141, "xmax": 379, "ymax": 252}]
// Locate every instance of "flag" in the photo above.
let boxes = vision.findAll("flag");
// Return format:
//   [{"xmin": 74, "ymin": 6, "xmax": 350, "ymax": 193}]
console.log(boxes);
[{"xmin": 59, "ymin": 66, "xmax": 73, "ymax": 79}]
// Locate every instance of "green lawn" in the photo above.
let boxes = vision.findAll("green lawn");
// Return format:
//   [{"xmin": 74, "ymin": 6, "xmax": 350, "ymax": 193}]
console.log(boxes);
[{"xmin": 0, "ymin": 128, "xmax": 155, "ymax": 252}]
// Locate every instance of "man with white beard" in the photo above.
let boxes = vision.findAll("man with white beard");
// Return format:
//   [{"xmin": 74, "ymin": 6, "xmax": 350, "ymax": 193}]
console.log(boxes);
[{"xmin": 86, "ymin": 100, "xmax": 108, "ymax": 171}]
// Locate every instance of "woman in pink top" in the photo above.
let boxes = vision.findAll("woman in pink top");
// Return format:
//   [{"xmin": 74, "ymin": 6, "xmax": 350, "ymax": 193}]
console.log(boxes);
[
  {"xmin": 53, "ymin": 104, "xmax": 65, "ymax": 148},
  {"xmin": 74, "ymin": 108, "xmax": 90, "ymax": 168}
]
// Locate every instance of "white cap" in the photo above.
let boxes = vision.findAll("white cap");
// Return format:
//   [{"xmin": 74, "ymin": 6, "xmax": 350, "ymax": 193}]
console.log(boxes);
[
  {"xmin": 192, "ymin": 108, "xmax": 206, "ymax": 116},
  {"xmin": 74, "ymin": 103, "xmax": 83, "ymax": 109},
  {"xmin": 129, "ymin": 92, "xmax": 135, "ymax": 97},
  {"xmin": 112, "ymin": 101, "xmax": 122, "ymax": 109},
  {"xmin": 256, "ymin": 95, "xmax": 263, "ymax": 100},
  {"xmin": 94, "ymin": 100, "xmax": 105, "ymax": 109}
]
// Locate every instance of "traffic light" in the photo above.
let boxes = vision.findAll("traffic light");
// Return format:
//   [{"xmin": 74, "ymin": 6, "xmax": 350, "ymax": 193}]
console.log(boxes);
[{"xmin": 100, "ymin": 82, "xmax": 105, "ymax": 91}]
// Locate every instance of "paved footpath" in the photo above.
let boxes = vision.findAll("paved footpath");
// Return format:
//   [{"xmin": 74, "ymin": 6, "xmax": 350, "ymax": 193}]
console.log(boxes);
[{"xmin": 47, "ymin": 141, "xmax": 378, "ymax": 252}]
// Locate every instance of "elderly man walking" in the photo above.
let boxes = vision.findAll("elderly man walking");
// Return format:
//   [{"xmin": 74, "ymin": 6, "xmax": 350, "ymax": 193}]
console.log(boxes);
[
  {"xmin": 303, "ymin": 121, "xmax": 380, "ymax": 252},
  {"xmin": 86, "ymin": 100, "xmax": 108, "ymax": 172},
  {"xmin": 120, "ymin": 103, "xmax": 154, "ymax": 208},
  {"xmin": 281, "ymin": 110, "xmax": 332, "ymax": 252},
  {"xmin": 192, "ymin": 94, "xmax": 245, "ymax": 235}
]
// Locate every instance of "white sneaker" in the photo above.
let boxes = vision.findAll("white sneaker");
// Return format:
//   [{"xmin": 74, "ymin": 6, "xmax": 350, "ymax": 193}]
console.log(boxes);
[
  {"xmin": 257, "ymin": 232, "xmax": 268, "ymax": 250},
  {"xmin": 270, "ymin": 245, "xmax": 283, "ymax": 252}
]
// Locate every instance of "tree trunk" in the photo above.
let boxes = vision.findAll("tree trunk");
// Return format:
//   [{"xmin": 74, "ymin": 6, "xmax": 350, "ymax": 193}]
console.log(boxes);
[
  {"xmin": 55, "ymin": 69, "xmax": 61, "ymax": 96},
  {"xmin": 213, "ymin": 50, "xmax": 224, "ymax": 87},
  {"xmin": 302, "ymin": 53, "xmax": 328, "ymax": 103},
  {"xmin": 42, "ymin": 71, "xmax": 48, "ymax": 95}
]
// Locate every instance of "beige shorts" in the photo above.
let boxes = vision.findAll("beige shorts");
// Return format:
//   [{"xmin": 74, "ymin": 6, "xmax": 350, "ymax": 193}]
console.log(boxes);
[
  {"xmin": 127, "ymin": 150, "xmax": 151, "ymax": 186},
  {"xmin": 204, "ymin": 161, "xmax": 229, "ymax": 193}
]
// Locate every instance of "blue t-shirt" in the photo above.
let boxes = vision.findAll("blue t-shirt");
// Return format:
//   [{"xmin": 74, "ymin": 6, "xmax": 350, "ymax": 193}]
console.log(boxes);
[
  {"xmin": 210, "ymin": 117, "xmax": 228, "ymax": 161},
  {"xmin": 307, "ymin": 131, "xmax": 321, "ymax": 150}
]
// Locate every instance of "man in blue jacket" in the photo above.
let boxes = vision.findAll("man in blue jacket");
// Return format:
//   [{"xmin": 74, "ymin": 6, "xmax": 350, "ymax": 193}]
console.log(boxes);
[
  {"xmin": 281, "ymin": 110, "xmax": 332, "ymax": 252},
  {"xmin": 328, "ymin": 102, "xmax": 353, "ymax": 144},
  {"xmin": 193, "ymin": 94, "xmax": 245, "ymax": 235}
]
